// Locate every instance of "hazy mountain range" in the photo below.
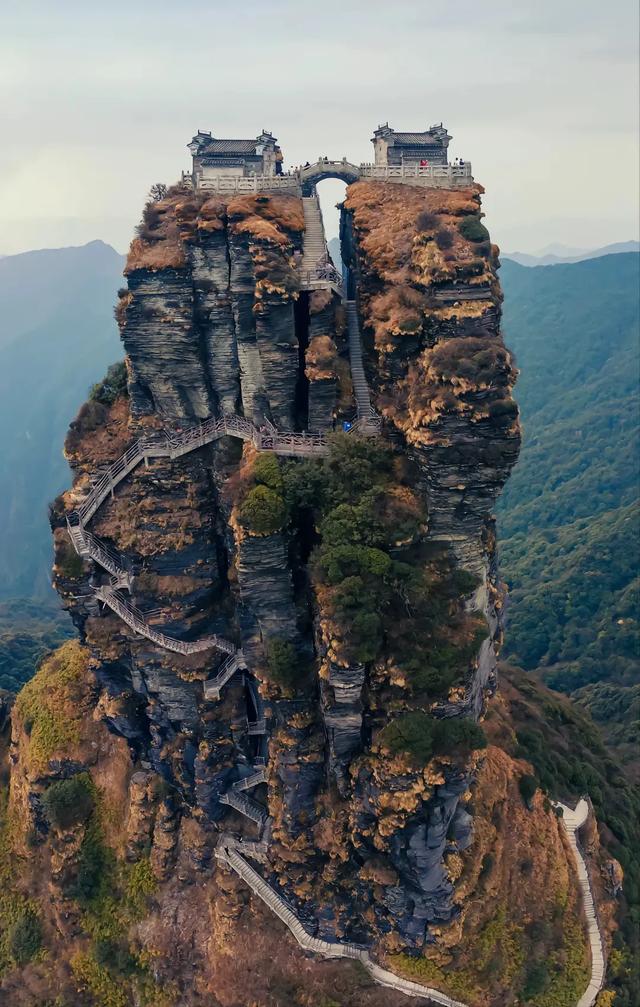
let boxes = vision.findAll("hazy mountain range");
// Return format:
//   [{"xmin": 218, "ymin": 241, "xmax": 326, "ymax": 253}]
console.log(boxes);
[
  {"xmin": 503, "ymin": 239, "xmax": 639, "ymax": 266},
  {"xmin": 0, "ymin": 240, "xmax": 124, "ymax": 600}
]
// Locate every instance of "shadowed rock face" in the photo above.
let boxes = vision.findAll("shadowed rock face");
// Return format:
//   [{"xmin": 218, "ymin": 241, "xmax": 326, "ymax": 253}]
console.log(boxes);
[{"xmin": 48, "ymin": 181, "xmax": 522, "ymax": 956}]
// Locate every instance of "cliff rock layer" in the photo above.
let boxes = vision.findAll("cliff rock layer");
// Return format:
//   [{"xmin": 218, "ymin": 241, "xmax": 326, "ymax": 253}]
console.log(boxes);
[{"xmin": 0, "ymin": 179, "xmax": 600, "ymax": 1007}]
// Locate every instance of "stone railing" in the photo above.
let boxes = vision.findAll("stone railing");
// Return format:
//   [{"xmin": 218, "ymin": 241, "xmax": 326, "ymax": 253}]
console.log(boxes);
[
  {"xmin": 214, "ymin": 797, "xmax": 603, "ymax": 1007},
  {"xmin": 184, "ymin": 172, "xmax": 301, "ymax": 194},
  {"xmin": 67, "ymin": 413, "xmax": 329, "ymax": 535},
  {"xmin": 359, "ymin": 163, "xmax": 473, "ymax": 187},
  {"xmin": 299, "ymin": 265, "xmax": 344, "ymax": 297},
  {"xmin": 219, "ymin": 790, "xmax": 267, "ymax": 827},
  {"xmin": 184, "ymin": 158, "xmax": 473, "ymax": 194},
  {"xmin": 203, "ymin": 653, "xmax": 247, "ymax": 700},
  {"xmin": 233, "ymin": 767, "xmax": 267, "ymax": 791},
  {"xmin": 94, "ymin": 585, "xmax": 237, "ymax": 657}
]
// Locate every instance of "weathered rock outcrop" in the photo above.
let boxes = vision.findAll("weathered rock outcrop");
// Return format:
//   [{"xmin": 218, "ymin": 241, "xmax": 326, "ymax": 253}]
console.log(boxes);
[{"xmin": 0, "ymin": 176, "xmax": 600, "ymax": 1007}]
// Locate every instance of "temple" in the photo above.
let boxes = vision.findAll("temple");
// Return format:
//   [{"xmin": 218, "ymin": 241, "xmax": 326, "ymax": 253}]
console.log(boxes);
[
  {"xmin": 187, "ymin": 129, "xmax": 283, "ymax": 183},
  {"xmin": 183, "ymin": 123, "xmax": 471, "ymax": 193},
  {"xmin": 372, "ymin": 123, "xmax": 451, "ymax": 166}
]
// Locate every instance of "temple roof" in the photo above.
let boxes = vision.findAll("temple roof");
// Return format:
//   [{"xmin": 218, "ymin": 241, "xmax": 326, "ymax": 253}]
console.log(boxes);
[
  {"xmin": 391, "ymin": 131, "xmax": 444, "ymax": 145},
  {"xmin": 190, "ymin": 130, "xmax": 277, "ymax": 157},
  {"xmin": 199, "ymin": 139, "xmax": 260, "ymax": 154}
]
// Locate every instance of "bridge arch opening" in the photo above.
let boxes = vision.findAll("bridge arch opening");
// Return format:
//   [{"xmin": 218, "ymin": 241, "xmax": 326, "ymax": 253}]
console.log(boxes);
[{"xmin": 315, "ymin": 178, "xmax": 347, "ymax": 275}]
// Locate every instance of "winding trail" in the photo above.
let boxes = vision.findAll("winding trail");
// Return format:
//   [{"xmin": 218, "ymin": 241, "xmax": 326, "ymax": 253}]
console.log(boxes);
[
  {"xmin": 215, "ymin": 838, "xmax": 468, "ymax": 1006},
  {"xmin": 217, "ymin": 798, "xmax": 608, "ymax": 1007},
  {"xmin": 556, "ymin": 800, "xmax": 606, "ymax": 1007}
]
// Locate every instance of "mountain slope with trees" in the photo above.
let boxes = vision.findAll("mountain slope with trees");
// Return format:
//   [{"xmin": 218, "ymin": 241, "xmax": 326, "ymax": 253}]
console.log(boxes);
[{"xmin": 498, "ymin": 253, "xmax": 640, "ymax": 768}]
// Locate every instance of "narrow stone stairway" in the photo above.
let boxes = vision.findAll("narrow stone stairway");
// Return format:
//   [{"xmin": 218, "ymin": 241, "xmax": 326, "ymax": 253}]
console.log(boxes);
[
  {"xmin": 214, "ymin": 839, "xmax": 469, "ymax": 1006},
  {"xmin": 219, "ymin": 790, "xmax": 267, "ymax": 827},
  {"xmin": 301, "ymin": 196, "xmax": 329, "ymax": 273},
  {"xmin": 345, "ymin": 300, "xmax": 379, "ymax": 428}
]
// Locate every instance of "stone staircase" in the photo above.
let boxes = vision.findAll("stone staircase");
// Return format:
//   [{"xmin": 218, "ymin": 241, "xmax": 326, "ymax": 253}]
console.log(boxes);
[
  {"xmin": 302, "ymin": 197, "xmax": 328, "ymax": 272},
  {"xmin": 203, "ymin": 653, "xmax": 247, "ymax": 699},
  {"xmin": 65, "ymin": 413, "xmax": 330, "ymax": 675},
  {"xmin": 300, "ymin": 197, "xmax": 343, "ymax": 296},
  {"xmin": 94, "ymin": 585, "xmax": 237, "ymax": 657},
  {"xmin": 219, "ymin": 790, "xmax": 267, "ymax": 827},
  {"xmin": 247, "ymin": 718, "xmax": 267, "ymax": 735},
  {"xmin": 212, "ymin": 797, "xmax": 604, "ymax": 1007},
  {"xmin": 215, "ymin": 839, "xmax": 469, "ymax": 1006},
  {"xmin": 233, "ymin": 767, "xmax": 267, "ymax": 791},
  {"xmin": 345, "ymin": 300, "xmax": 381, "ymax": 432},
  {"xmin": 556, "ymin": 800, "xmax": 606, "ymax": 1007}
]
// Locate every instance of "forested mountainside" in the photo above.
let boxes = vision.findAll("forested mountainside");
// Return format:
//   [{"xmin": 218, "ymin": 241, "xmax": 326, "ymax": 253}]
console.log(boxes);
[
  {"xmin": 498, "ymin": 253, "xmax": 640, "ymax": 772},
  {"xmin": 0, "ymin": 242, "xmax": 123, "ymax": 695},
  {"xmin": 0, "ymin": 241, "xmax": 124, "ymax": 600}
]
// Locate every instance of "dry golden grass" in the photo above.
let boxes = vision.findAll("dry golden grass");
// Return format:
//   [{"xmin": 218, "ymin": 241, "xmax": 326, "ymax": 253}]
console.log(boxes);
[
  {"xmin": 65, "ymin": 395, "xmax": 131, "ymax": 472},
  {"xmin": 13, "ymin": 641, "xmax": 92, "ymax": 776},
  {"xmin": 227, "ymin": 193, "xmax": 304, "ymax": 233},
  {"xmin": 126, "ymin": 235, "xmax": 186, "ymax": 273},
  {"xmin": 196, "ymin": 196, "xmax": 226, "ymax": 232},
  {"xmin": 309, "ymin": 288, "xmax": 334, "ymax": 315},
  {"xmin": 306, "ymin": 335, "xmax": 338, "ymax": 380},
  {"xmin": 345, "ymin": 181, "xmax": 482, "ymax": 278}
]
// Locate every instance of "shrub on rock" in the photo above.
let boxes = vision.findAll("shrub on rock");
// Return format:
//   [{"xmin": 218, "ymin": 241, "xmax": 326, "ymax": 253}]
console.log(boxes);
[
  {"xmin": 458, "ymin": 216, "xmax": 491, "ymax": 243},
  {"xmin": 238, "ymin": 485, "xmax": 287, "ymax": 535},
  {"xmin": 42, "ymin": 774, "xmax": 94, "ymax": 830}
]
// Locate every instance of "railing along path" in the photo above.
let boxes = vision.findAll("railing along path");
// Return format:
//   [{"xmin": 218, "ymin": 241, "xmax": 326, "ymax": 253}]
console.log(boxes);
[
  {"xmin": 184, "ymin": 160, "xmax": 474, "ymax": 193},
  {"xmin": 215, "ymin": 838, "xmax": 469, "ymax": 1006},
  {"xmin": 67, "ymin": 192, "xmax": 378, "ymax": 674},
  {"xmin": 555, "ymin": 800, "xmax": 606, "ymax": 1007}
]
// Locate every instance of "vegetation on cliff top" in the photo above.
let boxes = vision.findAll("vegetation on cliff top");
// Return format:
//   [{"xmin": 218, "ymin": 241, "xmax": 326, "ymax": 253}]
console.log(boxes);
[
  {"xmin": 125, "ymin": 189, "xmax": 303, "ymax": 275},
  {"xmin": 283, "ymin": 434, "xmax": 486, "ymax": 741},
  {"xmin": 393, "ymin": 742, "xmax": 590, "ymax": 1005},
  {"xmin": 14, "ymin": 640, "xmax": 92, "ymax": 774}
]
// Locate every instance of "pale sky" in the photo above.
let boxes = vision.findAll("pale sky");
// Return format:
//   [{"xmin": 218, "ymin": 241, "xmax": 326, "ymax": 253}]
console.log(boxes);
[{"xmin": 1, "ymin": 0, "xmax": 638, "ymax": 255}]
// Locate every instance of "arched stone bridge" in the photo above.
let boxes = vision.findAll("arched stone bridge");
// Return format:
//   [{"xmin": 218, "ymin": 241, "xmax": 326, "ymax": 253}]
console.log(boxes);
[{"xmin": 299, "ymin": 159, "xmax": 361, "ymax": 195}]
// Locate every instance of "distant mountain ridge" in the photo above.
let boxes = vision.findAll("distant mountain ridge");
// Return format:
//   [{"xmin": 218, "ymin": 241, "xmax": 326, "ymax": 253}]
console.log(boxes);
[
  {"xmin": 504, "ymin": 239, "xmax": 639, "ymax": 267},
  {"xmin": 0, "ymin": 240, "xmax": 124, "ymax": 599}
]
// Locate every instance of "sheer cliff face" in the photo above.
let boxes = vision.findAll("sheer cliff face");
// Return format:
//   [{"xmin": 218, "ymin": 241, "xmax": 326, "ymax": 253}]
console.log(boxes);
[{"xmin": 0, "ymin": 182, "xmax": 592, "ymax": 1006}]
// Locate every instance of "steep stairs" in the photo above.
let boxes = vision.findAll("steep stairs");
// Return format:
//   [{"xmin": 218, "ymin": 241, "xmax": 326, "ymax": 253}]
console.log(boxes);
[
  {"xmin": 556, "ymin": 800, "xmax": 606, "ymax": 1007},
  {"xmin": 300, "ymin": 197, "xmax": 343, "ymax": 295},
  {"xmin": 215, "ymin": 839, "xmax": 469, "ymax": 1006},
  {"xmin": 345, "ymin": 300, "xmax": 380, "ymax": 432},
  {"xmin": 219, "ymin": 790, "xmax": 267, "ymax": 827}
]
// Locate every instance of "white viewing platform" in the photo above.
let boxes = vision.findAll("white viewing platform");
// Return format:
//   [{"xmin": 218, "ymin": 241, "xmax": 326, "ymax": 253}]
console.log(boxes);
[{"xmin": 182, "ymin": 160, "xmax": 473, "ymax": 195}]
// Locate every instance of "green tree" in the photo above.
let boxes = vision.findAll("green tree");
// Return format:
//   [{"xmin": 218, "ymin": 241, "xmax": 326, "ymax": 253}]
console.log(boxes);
[
  {"xmin": 238, "ymin": 485, "xmax": 287, "ymax": 535},
  {"xmin": 42, "ymin": 774, "xmax": 94, "ymax": 830},
  {"xmin": 8, "ymin": 910, "xmax": 42, "ymax": 964}
]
